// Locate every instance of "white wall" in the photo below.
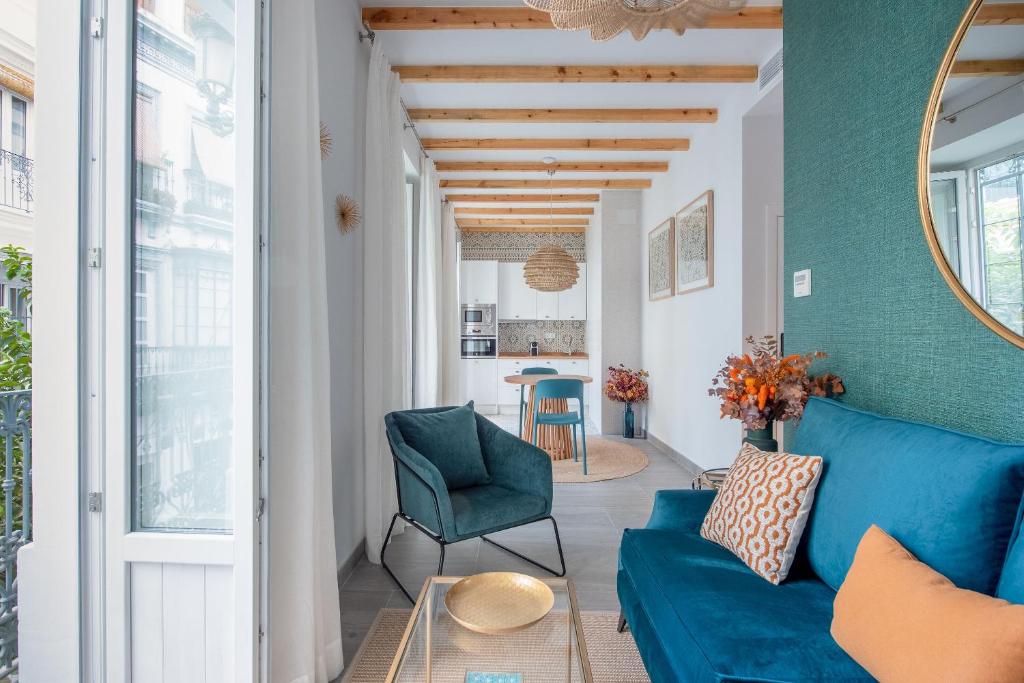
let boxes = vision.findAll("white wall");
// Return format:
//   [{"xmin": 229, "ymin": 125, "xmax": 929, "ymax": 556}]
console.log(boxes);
[
  {"xmin": 741, "ymin": 85, "xmax": 784, "ymax": 344},
  {"xmin": 585, "ymin": 203, "xmax": 603, "ymax": 411},
  {"xmin": 597, "ymin": 191, "xmax": 643, "ymax": 433},
  {"xmin": 640, "ymin": 86, "xmax": 772, "ymax": 469},
  {"xmin": 316, "ymin": 0, "xmax": 368, "ymax": 569}
]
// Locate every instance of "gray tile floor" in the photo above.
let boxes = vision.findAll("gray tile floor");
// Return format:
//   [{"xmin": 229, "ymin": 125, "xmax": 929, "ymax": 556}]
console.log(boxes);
[{"xmin": 336, "ymin": 414, "xmax": 700, "ymax": 675}]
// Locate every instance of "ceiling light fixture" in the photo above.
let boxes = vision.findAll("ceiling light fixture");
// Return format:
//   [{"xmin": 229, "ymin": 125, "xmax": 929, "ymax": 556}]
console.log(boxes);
[
  {"xmin": 523, "ymin": 166, "xmax": 580, "ymax": 293},
  {"xmin": 523, "ymin": 0, "xmax": 748, "ymax": 42}
]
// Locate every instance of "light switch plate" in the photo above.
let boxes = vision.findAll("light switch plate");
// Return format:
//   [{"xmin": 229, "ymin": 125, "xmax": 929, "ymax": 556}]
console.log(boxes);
[{"xmin": 793, "ymin": 269, "xmax": 811, "ymax": 298}]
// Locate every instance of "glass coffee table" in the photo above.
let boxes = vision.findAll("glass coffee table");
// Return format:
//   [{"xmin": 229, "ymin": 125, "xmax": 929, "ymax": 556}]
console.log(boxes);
[{"xmin": 385, "ymin": 576, "xmax": 594, "ymax": 683}]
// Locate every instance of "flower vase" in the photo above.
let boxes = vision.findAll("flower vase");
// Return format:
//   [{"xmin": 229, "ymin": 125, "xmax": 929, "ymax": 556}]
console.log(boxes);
[
  {"xmin": 623, "ymin": 402, "xmax": 635, "ymax": 439},
  {"xmin": 744, "ymin": 421, "xmax": 778, "ymax": 452}
]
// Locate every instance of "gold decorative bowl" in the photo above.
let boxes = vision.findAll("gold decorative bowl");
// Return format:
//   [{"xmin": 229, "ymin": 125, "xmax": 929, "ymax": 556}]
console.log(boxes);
[{"xmin": 444, "ymin": 572, "xmax": 555, "ymax": 635}]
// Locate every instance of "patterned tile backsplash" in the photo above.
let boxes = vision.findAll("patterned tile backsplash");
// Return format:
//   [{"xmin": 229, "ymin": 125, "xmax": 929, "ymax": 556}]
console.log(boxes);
[
  {"xmin": 498, "ymin": 320, "xmax": 586, "ymax": 354},
  {"xmin": 461, "ymin": 231, "xmax": 585, "ymax": 263}
]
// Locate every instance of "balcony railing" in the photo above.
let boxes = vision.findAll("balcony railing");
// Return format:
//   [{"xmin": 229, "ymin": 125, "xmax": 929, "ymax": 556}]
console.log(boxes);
[
  {"xmin": 183, "ymin": 170, "xmax": 233, "ymax": 222},
  {"xmin": 0, "ymin": 151, "xmax": 32, "ymax": 214},
  {"xmin": 0, "ymin": 390, "xmax": 30, "ymax": 679}
]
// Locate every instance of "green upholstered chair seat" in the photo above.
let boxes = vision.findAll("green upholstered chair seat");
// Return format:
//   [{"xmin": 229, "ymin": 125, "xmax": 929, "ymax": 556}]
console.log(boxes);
[
  {"xmin": 449, "ymin": 484, "xmax": 548, "ymax": 541},
  {"xmin": 535, "ymin": 411, "xmax": 581, "ymax": 426}
]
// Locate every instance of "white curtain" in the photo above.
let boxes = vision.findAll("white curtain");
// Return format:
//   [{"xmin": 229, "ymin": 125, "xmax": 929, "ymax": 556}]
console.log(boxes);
[
  {"xmin": 440, "ymin": 204, "xmax": 461, "ymax": 404},
  {"xmin": 414, "ymin": 157, "xmax": 443, "ymax": 408},
  {"xmin": 363, "ymin": 42, "xmax": 411, "ymax": 563},
  {"xmin": 268, "ymin": 0, "xmax": 343, "ymax": 680}
]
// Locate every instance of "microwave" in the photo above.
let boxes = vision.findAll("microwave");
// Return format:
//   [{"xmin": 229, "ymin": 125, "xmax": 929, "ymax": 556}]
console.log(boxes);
[
  {"xmin": 461, "ymin": 304, "xmax": 496, "ymax": 337},
  {"xmin": 461, "ymin": 336, "xmax": 497, "ymax": 359}
]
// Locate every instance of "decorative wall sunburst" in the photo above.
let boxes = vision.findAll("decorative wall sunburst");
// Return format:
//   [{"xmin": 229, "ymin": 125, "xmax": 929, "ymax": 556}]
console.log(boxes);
[
  {"xmin": 523, "ymin": 0, "xmax": 747, "ymax": 41},
  {"xmin": 336, "ymin": 194, "xmax": 361, "ymax": 233},
  {"xmin": 320, "ymin": 121, "xmax": 333, "ymax": 159}
]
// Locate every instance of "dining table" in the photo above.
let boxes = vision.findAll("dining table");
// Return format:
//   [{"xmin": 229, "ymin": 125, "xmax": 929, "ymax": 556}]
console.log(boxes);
[{"xmin": 503, "ymin": 373, "xmax": 593, "ymax": 461}]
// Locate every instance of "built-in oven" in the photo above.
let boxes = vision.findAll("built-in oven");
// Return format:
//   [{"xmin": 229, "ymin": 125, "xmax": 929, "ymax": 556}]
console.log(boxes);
[
  {"xmin": 461, "ymin": 303, "xmax": 496, "ymax": 337},
  {"xmin": 461, "ymin": 336, "xmax": 497, "ymax": 358}
]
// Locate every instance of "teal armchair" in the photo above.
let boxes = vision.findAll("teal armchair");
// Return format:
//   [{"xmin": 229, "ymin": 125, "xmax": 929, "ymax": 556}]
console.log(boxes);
[{"xmin": 383, "ymin": 405, "xmax": 566, "ymax": 602}]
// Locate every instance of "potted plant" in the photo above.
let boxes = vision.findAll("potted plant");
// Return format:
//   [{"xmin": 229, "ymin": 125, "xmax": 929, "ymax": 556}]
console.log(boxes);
[
  {"xmin": 708, "ymin": 336, "xmax": 844, "ymax": 451},
  {"xmin": 604, "ymin": 364, "xmax": 649, "ymax": 439}
]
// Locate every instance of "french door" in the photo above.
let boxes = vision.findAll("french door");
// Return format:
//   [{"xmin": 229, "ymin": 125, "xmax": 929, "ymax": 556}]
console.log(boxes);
[{"xmin": 84, "ymin": 1, "xmax": 264, "ymax": 680}]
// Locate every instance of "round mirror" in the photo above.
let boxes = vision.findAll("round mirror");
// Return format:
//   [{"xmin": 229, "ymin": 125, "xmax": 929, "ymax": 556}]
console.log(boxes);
[{"xmin": 920, "ymin": 0, "xmax": 1024, "ymax": 349}]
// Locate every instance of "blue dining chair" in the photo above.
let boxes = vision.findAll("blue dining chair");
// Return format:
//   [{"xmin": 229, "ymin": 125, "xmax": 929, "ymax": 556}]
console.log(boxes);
[
  {"xmin": 531, "ymin": 378, "xmax": 589, "ymax": 475},
  {"xmin": 519, "ymin": 366, "xmax": 558, "ymax": 438}
]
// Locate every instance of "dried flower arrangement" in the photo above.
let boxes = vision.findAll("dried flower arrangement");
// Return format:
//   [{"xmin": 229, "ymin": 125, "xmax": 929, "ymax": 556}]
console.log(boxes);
[
  {"xmin": 320, "ymin": 121, "xmax": 332, "ymax": 160},
  {"xmin": 336, "ymin": 194, "xmax": 361, "ymax": 233},
  {"xmin": 604, "ymin": 365, "xmax": 650, "ymax": 404},
  {"xmin": 708, "ymin": 336, "xmax": 844, "ymax": 430}
]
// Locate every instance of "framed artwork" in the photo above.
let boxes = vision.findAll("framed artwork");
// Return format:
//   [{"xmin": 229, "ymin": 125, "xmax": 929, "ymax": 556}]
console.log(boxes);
[
  {"xmin": 674, "ymin": 190, "xmax": 714, "ymax": 295},
  {"xmin": 648, "ymin": 217, "xmax": 675, "ymax": 301}
]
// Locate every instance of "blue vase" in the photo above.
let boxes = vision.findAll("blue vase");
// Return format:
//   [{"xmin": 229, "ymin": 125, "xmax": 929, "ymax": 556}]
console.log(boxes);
[
  {"xmin": 743, "ymin": 421, "xmax": 778, "ymax": 452},
  {"xmin": 623, "ymin": 403, "xmax": 635, "ymax": 439}
]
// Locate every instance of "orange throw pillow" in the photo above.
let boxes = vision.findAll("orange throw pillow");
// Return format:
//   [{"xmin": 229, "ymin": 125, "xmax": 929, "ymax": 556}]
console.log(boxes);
[{"xmin": 832, "ymin": 525, "xmax": 1024, "ymax": 683}]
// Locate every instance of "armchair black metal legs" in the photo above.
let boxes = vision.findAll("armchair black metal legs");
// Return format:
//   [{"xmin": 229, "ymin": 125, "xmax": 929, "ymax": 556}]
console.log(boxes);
[{"xmin": 380, "ymin": 513, "xmax": 567, "ymax": 604}]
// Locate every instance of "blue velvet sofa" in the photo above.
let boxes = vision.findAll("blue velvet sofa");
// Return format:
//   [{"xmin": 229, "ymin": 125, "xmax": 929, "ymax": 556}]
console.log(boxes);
[{"xmin": 617, "ymin": 398, "xmax": 1024, "ymax": 683}]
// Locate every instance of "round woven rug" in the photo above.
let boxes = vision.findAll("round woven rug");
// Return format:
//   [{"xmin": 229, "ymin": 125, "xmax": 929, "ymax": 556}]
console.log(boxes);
[{"xmin": 552, "ymin": 436, "xmax": 648, "ymax": 483}]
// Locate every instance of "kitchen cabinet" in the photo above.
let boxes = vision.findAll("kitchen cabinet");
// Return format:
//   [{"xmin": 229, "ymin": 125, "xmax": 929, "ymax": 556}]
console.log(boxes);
[
  {"xmin": 498, "ymin": 262, "xmax": 537, "ymax": 320},
  {"xmin": 460, "ymin": 260, "xmax": 498, "ymax": 305},
  {"xmin": 460, "ymin": 358, "xmax": 497, "ymax": 409},
  {"xmin": 535, "ymin": 292, "xmax": 559, "ymax": 320},
  {"xmin": 498, "ymin": 358, "xmax": 558, "ymax": 409},
  {"xmin": 557, "ymin": 264, "xmax": 587, "ymax": 320}
]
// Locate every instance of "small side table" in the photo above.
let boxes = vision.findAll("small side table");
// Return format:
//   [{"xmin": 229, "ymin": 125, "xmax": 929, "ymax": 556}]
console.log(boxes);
[{"xmin": 691, "ymin": 467, "xmax": 730, "ymax": 491}]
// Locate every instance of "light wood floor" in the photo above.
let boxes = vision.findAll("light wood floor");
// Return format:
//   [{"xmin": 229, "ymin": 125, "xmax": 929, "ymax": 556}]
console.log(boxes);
[{"xmin": 335, "ymin": 416, "xmax": 700, "ymax": 673}]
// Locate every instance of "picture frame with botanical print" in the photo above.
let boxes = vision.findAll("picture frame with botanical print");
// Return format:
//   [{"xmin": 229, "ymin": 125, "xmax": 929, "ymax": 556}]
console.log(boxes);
[
  {"xmin": 648, "ymin": 217, "xmax": 675, "ymax": 301},
  {"xmin": 674, "ymin": 190, "xmax": 714, "ymax": 295}
]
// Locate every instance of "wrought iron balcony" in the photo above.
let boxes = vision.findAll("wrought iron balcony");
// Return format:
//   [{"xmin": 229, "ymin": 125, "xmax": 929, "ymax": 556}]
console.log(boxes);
[
  {"xmin": 0, "ymin": 151, "xmax": 33, "ymax": 214},
  {"xmin": 0, "ymin": 389, "xmax": 30, "ymax": 679}
]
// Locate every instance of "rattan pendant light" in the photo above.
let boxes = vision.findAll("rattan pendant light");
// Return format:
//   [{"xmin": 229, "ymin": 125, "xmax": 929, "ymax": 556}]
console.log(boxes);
[
  {"xmin": 523, "ymin": 0, "xmax": 747, "ymax": 41},
  {"xmin": 524, "ymin": 166, "xmax": 580, "ymax": 293}
]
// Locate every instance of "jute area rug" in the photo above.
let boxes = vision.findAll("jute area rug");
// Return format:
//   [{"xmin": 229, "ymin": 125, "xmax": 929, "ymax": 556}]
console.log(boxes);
[
  {"xmin": 552, "ymin": 437, "xmax": 648, "ymax": 484},
  {"xmin": 343, "ymin": 609, "xmax": 651, "ymax": 682}
]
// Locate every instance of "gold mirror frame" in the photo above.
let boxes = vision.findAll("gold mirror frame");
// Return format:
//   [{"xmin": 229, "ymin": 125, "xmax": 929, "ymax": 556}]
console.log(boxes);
[{"xmin": 917, "ymin": 0, "xmax": 1024, "ymax": 350}]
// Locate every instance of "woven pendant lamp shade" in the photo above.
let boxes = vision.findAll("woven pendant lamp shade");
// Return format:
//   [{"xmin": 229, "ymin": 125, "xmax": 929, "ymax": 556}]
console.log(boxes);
[
  {"xmin": 523, "ymin": 0, "xmax": 746, "ymax": 41},
  {"xmin": 524, "ymin": 244, "xmax": 580, "ymax": 293}
]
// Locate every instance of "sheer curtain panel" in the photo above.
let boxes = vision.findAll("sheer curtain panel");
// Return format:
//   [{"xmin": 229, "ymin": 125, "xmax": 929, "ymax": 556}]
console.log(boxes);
[
  {"xmin": 268, "ymin": 0, "xmax": 343, "ymax": 679},
  {"xmin": 362, "ymin": 42, "xmax": 411, "ymax": 563}
]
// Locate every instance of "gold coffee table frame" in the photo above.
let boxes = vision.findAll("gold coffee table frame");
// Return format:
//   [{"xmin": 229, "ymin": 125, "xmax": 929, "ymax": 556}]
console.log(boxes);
[{"xmin": 385, "ymin": 576, "xmax": 594, "ymax": 683}]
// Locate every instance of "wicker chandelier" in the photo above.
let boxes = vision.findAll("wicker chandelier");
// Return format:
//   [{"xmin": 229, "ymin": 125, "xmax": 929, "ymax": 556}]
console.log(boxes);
[
  {"xmin": 523, "ymin": 0, "xmax": 747, "ymax": 41},
  {"xmin": 524, "ymin": 243, "xmax": 580, "ymax": 292},
  {"xmin": 523, "ymin": 163, "xmax": 580, "ymax": 292}
]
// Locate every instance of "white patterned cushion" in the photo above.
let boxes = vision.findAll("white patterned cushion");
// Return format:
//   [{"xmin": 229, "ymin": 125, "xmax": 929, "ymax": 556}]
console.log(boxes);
[{"xmin": 700, "ymin": 443, "xmax": 823, "ymax": 585}]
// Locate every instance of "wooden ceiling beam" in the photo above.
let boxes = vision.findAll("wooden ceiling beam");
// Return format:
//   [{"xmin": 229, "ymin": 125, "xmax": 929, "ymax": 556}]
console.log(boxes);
[
  {"xmin": 362, "ymin": 6, "xmax": 783, "ymax": 30},
  {"xmin": 459, "ymin": 225, "xmax": 587, "ymax": 234},
  {"xmin": 458, "ymin": 218, "xmax": 590, "ymax": 227},
  {"xmin": 974, "ymin": 4, "xmax": 1024, "ymax": 25},
  {"xmin": 440, "ymin": 179, "xmax": 651, "ymax": 189},
  {"xmin": 446, "ymin": 194, "xmax": 600, "ymax": 203},
  {"xmin": 395, "ymin": 64, "xmax": 758, "ymax": 83},
  {"xmin": 437, "ymin": 161, "xmax": 670, "ymax": 173},
  {"xmin": 424, "ymin": 138, "xmax": 689, "ymax": 151},
  {"xmin": 454, "ymin": 206, "xmax": 595, "ymax": 215},
  {"xmin": 408, "ymin": 108, "xmax": 717, "ymax": 123},
  {"xmin": 951, "ymin": 59, "xmax": 1024, "ymax": 77}
]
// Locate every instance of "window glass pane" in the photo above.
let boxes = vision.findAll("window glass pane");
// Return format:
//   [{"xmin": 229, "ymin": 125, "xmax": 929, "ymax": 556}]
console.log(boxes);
[
  {"xmin": 132, "ymin": 0, "xmax": 236, "ymax": 531},
  {"xmin": 11, "ymin": 98, "xmax": 26, "ymax": 157},
  {"xmin": 978, "ymin": 155, "xmax": 1024, "ymax": 337}
]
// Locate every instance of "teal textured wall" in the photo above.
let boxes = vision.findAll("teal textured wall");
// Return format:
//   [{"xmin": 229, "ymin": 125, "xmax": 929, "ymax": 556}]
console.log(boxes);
[{"xmin": 784, "ymin": 0, "xmax": 1024, "ymax": 442}]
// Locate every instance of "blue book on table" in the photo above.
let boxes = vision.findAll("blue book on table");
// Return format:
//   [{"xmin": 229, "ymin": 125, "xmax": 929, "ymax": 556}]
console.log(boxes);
[{"xmin": 465, "ymin": 674, "xmax": 522, "ymax": 683}]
